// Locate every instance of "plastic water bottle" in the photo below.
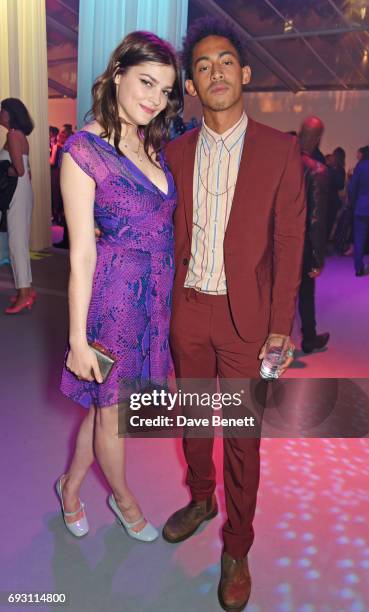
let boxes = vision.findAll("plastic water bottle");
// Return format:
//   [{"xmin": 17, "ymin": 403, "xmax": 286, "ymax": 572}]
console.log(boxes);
[{"xmin": 260, "ymin": 346, "xmax": 284, "ymax": 379}]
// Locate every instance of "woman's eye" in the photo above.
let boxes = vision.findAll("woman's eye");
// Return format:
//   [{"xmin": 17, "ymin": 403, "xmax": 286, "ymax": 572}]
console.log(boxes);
[
  {"xmin": 223, "ymin": 60, "xmax": 233, "ymax": 65},
  {"xmin": 199, "ymin": 65, "xmax": 208, "ymax": 72},
  {"xmin": 141, "ymin": 79, "xmax": 152, "ymax": 87}
]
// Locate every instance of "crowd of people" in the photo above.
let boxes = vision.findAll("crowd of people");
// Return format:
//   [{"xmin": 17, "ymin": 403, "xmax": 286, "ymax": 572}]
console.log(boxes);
[{"xmin": 324, "ymin": 143, "xmax": 369, "ymax": 272}]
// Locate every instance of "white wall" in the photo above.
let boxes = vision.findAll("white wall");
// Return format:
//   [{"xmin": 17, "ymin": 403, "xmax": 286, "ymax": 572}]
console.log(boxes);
[
  {"xmin": 183, "ymin": 90, "xmax": 369, "ymax": 171},
  {"xmin": 48, "ymin": 98, "xmax": 77, "ymax": 132}
]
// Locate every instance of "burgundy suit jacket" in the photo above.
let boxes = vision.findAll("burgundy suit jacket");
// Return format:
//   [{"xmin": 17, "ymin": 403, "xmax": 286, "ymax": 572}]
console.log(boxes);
[{"xmin": 165, "ymin": 117, "xmax": 306, "ymax": 342}]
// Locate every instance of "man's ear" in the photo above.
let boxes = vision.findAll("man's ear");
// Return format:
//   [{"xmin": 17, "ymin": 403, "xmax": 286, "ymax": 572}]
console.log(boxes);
[
  {"xmin": 241, "ymin": 66, "xmax": 251, "ymax": 86},
  {"xmin": 185, "ymin": 79, "xmax": 198, "ymax": 97}
]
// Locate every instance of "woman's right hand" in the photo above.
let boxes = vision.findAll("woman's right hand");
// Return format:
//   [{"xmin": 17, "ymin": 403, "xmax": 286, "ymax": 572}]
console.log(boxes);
[{"xmin": 66, "ymin": 343, "xmax": 103, "ymax": 383}]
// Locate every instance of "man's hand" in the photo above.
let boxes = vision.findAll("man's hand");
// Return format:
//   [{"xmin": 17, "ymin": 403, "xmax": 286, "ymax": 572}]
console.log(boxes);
[
  {"xmin": 308, "ymin": 268, "xmax": 322, "ymax": 278},
  {"xmin": 258, "ymin": 333, "xmax": 295, "ymax": 377}
]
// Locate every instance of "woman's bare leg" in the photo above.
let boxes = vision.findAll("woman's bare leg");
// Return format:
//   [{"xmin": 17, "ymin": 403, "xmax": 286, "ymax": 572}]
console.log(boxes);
[
  {"xmin": 94, "ymin": 404, "xmax": 145, "ymax": 531},
  {"xmin": 60, "ymin": 405, "xmax": 96, "ymax": 522}
]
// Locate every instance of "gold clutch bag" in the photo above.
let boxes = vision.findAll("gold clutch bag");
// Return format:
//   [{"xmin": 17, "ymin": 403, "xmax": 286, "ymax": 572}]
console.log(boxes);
[{"xmin": 89, "ymin": 342, "xmax": 117, "ymax": 382}]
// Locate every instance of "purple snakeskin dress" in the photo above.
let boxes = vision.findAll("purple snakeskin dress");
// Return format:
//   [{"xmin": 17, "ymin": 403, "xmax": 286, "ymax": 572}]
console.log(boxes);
[{"xmin": 60, "ymin": 131, "xmax": 176, "ymax": 408}]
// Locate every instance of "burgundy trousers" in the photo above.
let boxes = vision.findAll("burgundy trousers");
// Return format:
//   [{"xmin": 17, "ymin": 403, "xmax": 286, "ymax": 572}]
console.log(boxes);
[{"xmin": 170, "ymin": 287, "xmax": 263, "ymax": 558}]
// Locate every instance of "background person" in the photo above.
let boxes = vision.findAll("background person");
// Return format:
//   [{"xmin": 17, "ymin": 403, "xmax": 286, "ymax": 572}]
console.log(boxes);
[
  {"xmin": 298, "ymin": 116, "xmax": 330, "ymax": 354},
  {"xmin": 0, "ymin": 98, "xmax": 35, "ymax": 314},
  {"xmin": 349, "ymin": 145, "xmax": 369, "ymax": 276}
]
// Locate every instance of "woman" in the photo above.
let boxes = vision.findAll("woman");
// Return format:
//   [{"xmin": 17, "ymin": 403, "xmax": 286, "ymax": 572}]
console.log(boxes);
[
  {"xmin": 0, "ymin": 98, "xmax": 35, "ymax": 314},
  {"xmin": 58, "ymin": 31, "xmax": 182, "ymax": 540}
]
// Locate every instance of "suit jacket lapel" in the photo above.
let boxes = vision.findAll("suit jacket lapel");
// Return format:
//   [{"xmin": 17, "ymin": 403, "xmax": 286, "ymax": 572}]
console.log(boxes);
[
  {"xmin": 224, "ymin": 118, "xmax": 259, "ymax": 248},
  {"xmin": 182, "ymin": 128, "xmax": 200, "ymax": 240}
]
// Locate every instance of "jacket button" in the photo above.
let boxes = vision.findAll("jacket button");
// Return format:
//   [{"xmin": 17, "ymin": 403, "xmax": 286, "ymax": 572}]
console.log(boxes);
[{"xmin": 183, "ymin": 258, "xmax": 189, "ymax": 265}]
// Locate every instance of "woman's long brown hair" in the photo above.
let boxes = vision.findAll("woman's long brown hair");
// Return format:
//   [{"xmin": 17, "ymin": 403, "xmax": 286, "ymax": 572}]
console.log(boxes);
[{"xmin": 87, "ymin": 31, "xmax": 183, "ymax": 161}]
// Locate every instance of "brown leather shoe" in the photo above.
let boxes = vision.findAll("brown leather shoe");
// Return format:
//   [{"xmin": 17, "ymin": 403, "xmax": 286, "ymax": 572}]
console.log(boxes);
[
  {"xmin": 218, "ymin": 552, "xmax": 251, "ymax": 611},
  {"xmin": 162, "ymin": 494, "xmax": 217, "ymax": 543}
]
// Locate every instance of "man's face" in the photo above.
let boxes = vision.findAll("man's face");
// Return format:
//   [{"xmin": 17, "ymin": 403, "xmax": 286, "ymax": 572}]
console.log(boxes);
[{"xmin": 185, "ymin": 35, "xmax": 251, "ymax": 112}]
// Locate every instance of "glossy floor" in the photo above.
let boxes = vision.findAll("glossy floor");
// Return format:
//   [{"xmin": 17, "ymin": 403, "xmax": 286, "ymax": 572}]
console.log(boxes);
[{"xmin": 0, "ymin": 247, "xmax": 368, "ymax": 612}]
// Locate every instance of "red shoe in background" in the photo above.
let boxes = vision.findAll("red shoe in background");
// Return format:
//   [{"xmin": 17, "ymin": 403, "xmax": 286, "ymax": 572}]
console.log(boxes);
[
  {"xmin": 9, "ymin": 288, "xmax": 37, "ymax": 304},
  {"xmin": 5, "ymin": 296, "xmax": 34, "ymax": 314}
]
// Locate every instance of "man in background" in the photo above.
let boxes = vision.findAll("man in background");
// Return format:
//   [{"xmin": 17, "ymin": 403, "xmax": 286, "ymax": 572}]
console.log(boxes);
[{"xmin": 298, "ymin": 116, "xmax": 330, "ymax": 354}]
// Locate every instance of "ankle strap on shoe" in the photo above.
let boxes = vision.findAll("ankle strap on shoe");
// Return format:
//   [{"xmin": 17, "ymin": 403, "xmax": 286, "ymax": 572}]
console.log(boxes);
[
  {"xmin": 64, "ymin": 502, "xmax": 85, "ymax": 517},
  {"xmin": 125, "ymin": 514, "xmax": 144, "ymax": 528}
]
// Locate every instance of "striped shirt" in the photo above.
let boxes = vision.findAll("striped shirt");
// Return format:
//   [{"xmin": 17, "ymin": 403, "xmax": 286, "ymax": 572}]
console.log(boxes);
[{"xmin": 184, "ymin": 112, "xmax": 247, "ymax": 294}]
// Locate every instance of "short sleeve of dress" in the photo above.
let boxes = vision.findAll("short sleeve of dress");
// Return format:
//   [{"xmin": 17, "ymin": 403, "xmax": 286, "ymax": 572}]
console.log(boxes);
[{"xmin": 62, "ymin": 132, "xmax": 98, "ymax": 181}]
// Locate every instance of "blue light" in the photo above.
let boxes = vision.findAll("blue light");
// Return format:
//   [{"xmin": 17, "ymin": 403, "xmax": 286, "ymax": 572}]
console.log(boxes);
[
  {"xmin": 345, "ymin": 574, "xmax": 359, "ymax": 584},
  {"xmin": 276, "ymin": 557, "xmax": 291, "ymax": 567},
  {"xmin": 276, "ymin": 583, "xmax": 291, "ymax": 594},
  {"xmin": 337, "ymin": 559, "xmax": 354, "ymax": 568},
  {"xmin": 337, "ymin": 536, "xmax": 350, "ymax": 544},
  {"xmin": 340, "ymin": 588, "xmax": 355, "ymax": 599},
  {"xmin": 297, "ymin": 558, "xmax": 311, "ymax": 568},
  {"xmin": 353, "ymin": 538, "xmax": 365, "ymax": 546},
  {"xmin": 305, "ymin": 569, "xmax": 320, "ymax": 580}
]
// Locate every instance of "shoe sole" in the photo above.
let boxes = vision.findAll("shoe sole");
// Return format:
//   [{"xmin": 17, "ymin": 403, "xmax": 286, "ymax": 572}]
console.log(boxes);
[
  {"xmin": 162, "ymin": 507, "xmax": 218, "ymax": 544},
  {"xmin": 217, "ymin": 582, "xmax": 250, "ymax": 612}
]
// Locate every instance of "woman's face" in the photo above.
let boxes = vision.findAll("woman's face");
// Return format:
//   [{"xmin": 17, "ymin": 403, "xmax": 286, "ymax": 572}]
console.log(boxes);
[
  {"xmin": 114, "ymin": 61, "xmax": 175, "ymax": 127},
  {"xmin": 0, "ymin": 107, "xmax": 10, "ymax": 129}
]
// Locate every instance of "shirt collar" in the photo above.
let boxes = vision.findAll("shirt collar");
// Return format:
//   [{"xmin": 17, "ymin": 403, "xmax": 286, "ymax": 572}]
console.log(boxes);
[{"xmin": 200, "ymin": 112, "xmax": 248, "ymax": 154}]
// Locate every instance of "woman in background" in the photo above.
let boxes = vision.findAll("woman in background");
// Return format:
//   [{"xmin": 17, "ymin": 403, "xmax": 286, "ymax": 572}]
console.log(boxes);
[{"xmin": 0, "ymin": 98, "xmax": 35, "ymax": 314}]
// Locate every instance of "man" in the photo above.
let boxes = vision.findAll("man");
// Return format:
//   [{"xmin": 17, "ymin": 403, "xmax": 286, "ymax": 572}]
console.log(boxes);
[
  {"xmin": 60, "ymin": 123, "xmax": 74, "ymax": 140},
  {"xmin": 53, "ymin": 126, "xmax": 74, "ymax": 248},
  {"xmin": 163, "ymin": 17, "xmax": 306, "ymax": 611},
  {"xmin": 349, "ymin": 145, "xmax": 369, "ymax": 276},
  {"xmin": 298, "ymin": 117, "xmax": 330, "ymax": 354}
]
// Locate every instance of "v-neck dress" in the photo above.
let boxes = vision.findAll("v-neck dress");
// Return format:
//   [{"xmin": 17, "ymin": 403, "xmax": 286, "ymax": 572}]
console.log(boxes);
[{"xmin": 60, "ymin": 131, "xmax": 176, "ymax": 408}]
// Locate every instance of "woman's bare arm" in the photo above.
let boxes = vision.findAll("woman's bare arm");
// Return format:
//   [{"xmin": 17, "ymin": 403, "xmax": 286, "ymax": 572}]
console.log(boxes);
[
  {"xmin": 60, "ymin": 153, "xmax": 102, "ymax": 382},
  {"xmin": 7, "ymin": 131, "xmax": 25, "ymax": 176}
]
